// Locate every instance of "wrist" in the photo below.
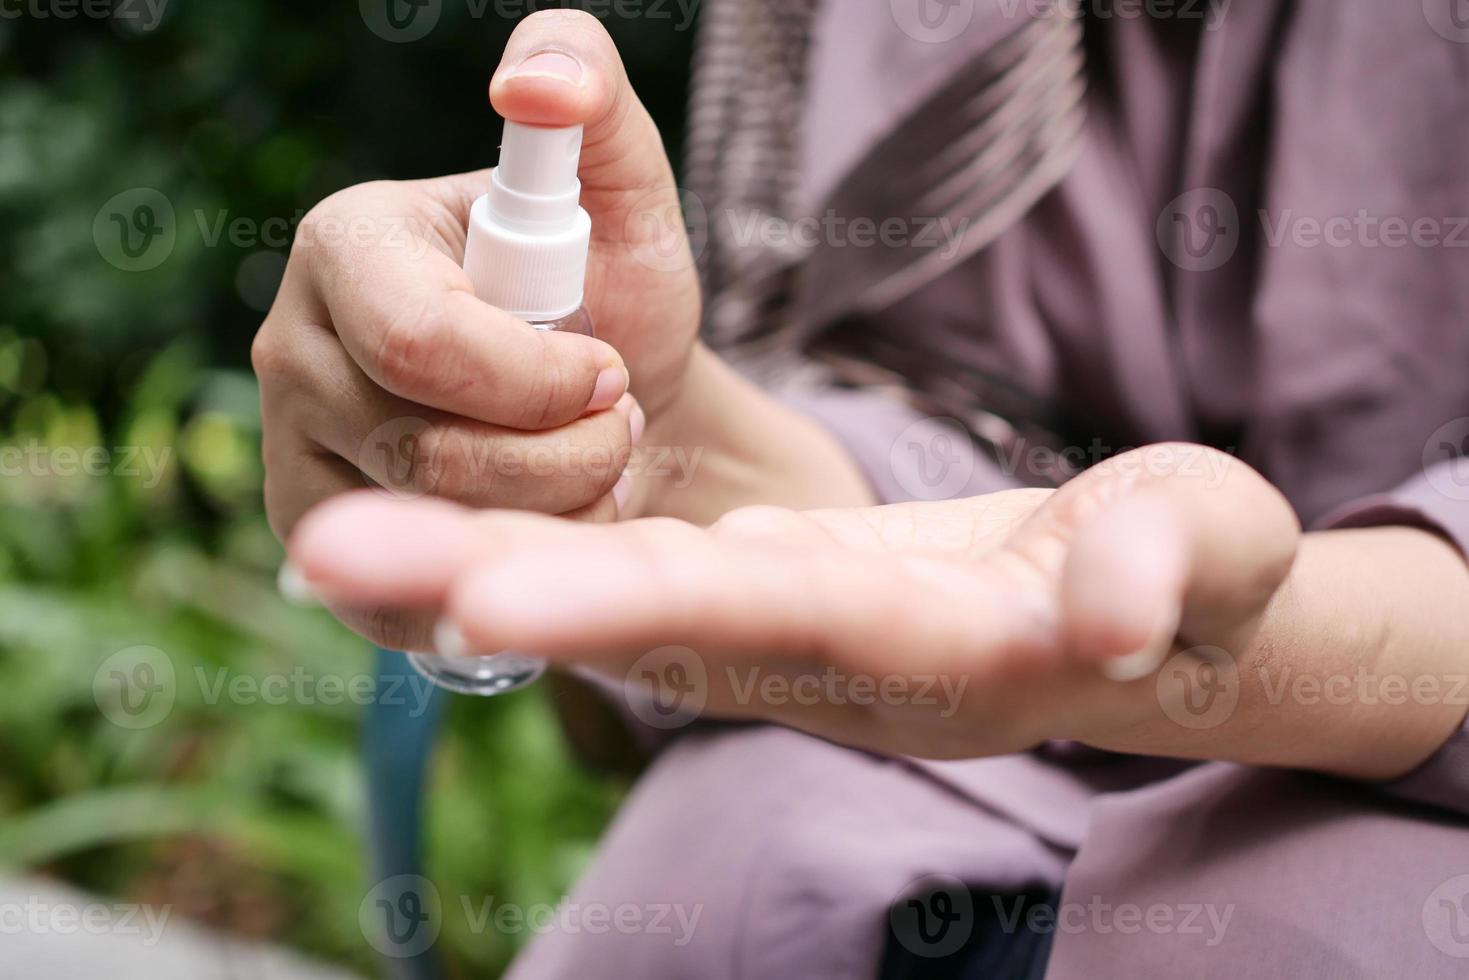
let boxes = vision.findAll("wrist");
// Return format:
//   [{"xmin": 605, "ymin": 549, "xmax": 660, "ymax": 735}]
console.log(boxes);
[{"xmin": 631, "ymin": 345, "xmax": 875, "ymax": 524}]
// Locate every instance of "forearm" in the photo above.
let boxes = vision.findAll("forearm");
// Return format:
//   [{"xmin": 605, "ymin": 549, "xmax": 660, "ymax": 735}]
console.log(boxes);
[
  {"xmin": 1090, "ymin": 526, "xmax": 1469, "ymax": 780},
  {"xmin": 632, "ymin": 345, "xmax": 876, "ymax": 525}
]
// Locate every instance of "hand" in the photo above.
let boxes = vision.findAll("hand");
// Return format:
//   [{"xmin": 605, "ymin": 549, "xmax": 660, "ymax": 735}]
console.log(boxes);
[
  {"xmin": 255, "ymin": 11, "xmax": 702, "ymax": 649},
  {"xmin": 289, "ymin": 444, "xmax": 1326, "ymax": 762}
]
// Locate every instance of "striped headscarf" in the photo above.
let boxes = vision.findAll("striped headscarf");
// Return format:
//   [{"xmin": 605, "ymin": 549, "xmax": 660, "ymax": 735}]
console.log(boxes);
[{"xmin": 684, "ymin": 0, "xmax": 1087, "ymax": 371}]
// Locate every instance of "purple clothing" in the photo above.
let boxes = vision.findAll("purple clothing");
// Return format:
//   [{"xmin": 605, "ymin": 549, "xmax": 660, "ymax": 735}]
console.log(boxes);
[{"xmin": 508, "ymin": 3, "xmax": 1469, "ymax": 977}]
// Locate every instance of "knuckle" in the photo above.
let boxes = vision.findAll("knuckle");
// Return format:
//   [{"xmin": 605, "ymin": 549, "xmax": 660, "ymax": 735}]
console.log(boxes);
[
  {"xmin": 293, "ymin": 180, "xmax": 395, "ymax": 263},
  {"xmin": 372, "ymin": 299, "xmax": 447, "ymax": 397},
  {"xmin": 249, "ymin": 324, "xmax": 287, "ymax": 382},
  {"xmin": 411, "ymin": 425, "xmax": 480, "ymax": 501}
]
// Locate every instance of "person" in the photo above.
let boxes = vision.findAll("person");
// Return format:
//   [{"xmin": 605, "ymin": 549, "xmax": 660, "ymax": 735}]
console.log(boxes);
[{"xmin": 254, "ymin": 4, "xmax": 1469, "ymax": 976}]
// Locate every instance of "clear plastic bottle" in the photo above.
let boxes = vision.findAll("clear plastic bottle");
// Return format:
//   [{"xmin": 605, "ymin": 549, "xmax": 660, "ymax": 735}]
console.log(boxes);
[{"xmin": 408, "ymin": 119, "xmax": 594, "ymax": 698}]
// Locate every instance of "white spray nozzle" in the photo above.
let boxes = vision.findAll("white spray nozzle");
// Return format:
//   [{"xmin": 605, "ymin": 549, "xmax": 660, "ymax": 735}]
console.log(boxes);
[
  {"xmin": 497, "ymin": 121, "xmax": 583, "ymax": 200},
  {"xmin": 463, "ymin": 120, "xmax": 592, "ymax": 322}
]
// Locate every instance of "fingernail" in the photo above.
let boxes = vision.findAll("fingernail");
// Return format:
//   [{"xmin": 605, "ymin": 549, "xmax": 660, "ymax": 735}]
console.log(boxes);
[
  {"xmin": 434, "ymin": 618, "xmax": 472, "ymax": 658},
  {"xmin": 277, "ymin": 562, "xmax": 319, "ymax": 607},
  {"xmin": 1102, "ymin": 600, "xmax": 1181, "ymax": 683},
  {"xmin": 508, "ymin": 50, "xmax": 584, "ymax": 86},
  {"xmin": 612, "ymin": 474, "xmax": 633, "ymax": 515},
  {"xmin": 1101, "ymin": 648, "xmax": 1169, "ymax": 683},
  {"xmin": 628, "ymin": 399, "xmax": 646, "ymax": 447},
  {"xmin": 588, "ymin": 366, "xmax": 630, "ymax": 413}
]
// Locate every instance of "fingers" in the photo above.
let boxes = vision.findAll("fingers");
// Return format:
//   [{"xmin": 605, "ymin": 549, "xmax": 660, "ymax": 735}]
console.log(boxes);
[
  {"xmin": 286, "ymin": 491, "xmax": 619, "ymax": 652},
  {"xmin": 278, "ymin": 319, "xmax": 639, "ymax": 511},
  {"xmin": 436, "ymin": 509, "xmax": 1054, "ymax": 679},
  {"xmin": 262, "ymin": 443, "xmax": 364, "ymax": 544},
  {"xmin": 287, "ymin": 181, "xmax": 628, "ymax": 430},
  {"xmin": 287, "ymin": 495, "xmax": 1053, "ymax": 676}
]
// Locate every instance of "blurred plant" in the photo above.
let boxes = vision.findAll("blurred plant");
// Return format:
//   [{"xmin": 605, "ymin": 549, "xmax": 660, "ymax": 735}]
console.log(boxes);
[{"xmin": 0, "ymin": 1, "xmax": 690, "ymax": 975}]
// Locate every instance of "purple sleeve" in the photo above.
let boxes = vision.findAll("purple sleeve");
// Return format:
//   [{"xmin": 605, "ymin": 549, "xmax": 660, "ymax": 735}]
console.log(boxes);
[
  {"xmin": 1315, "ymin": 460, "xmax": 1469, "ymax": 814},
  {"xmin": 777, "ymin": 384, "xmax": 1024, "ymax": 504}
]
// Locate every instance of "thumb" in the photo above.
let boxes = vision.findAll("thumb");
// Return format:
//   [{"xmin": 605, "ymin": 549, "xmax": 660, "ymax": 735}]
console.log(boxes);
[
  {"xmin": 489, "ymin": 11, "xmax": 686, "ymax": 253},
  {"xmin": 1013, "ymin": 445, "xmax": 1301, "ymax": 681}
]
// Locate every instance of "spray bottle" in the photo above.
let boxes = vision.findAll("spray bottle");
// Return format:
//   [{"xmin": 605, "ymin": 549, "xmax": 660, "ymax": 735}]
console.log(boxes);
[{"xmin": 408, "ymin": 119, "xmax": 593, "ymax": 697}]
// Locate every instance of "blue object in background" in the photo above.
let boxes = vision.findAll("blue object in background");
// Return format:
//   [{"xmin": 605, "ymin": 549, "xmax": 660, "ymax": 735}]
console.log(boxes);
[{"xmin": 365, "ymin": 648, "xmax": 446, "ymax": 980}]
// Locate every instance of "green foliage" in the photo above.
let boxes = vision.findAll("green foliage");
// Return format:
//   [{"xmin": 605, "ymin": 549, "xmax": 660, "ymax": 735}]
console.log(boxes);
[{"xmin": 0, "ymin": 2, "xmax": 690, "ymax": 975}]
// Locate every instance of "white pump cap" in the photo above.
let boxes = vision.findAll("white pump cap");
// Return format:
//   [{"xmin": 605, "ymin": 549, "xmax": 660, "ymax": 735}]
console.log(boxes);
[{"xmin": 462, "ymin": 121, "xmax": 592, "ymax": 322}]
